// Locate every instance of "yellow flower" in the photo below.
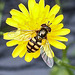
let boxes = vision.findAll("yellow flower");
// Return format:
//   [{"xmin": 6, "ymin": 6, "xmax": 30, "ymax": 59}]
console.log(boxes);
[{"xmin": 3, "ymin": 0, "xmax": 70, "ymax": 62}]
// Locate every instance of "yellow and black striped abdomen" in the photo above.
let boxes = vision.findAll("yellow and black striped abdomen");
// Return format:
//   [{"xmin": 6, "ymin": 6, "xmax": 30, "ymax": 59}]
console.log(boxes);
[{"xmin": 27, "ymin": 37, "xmax": 42, "ymax": 53}]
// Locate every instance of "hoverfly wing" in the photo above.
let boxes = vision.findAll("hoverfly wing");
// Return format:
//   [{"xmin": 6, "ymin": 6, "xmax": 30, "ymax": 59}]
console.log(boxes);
[
  {"xmin": 40, "ymin": 40, "xmax": 54, "ymax": 68},
  {"xmin": 7, "ymin": 29, "xmax": 37, "ymax": 41},
  {"xmin": 41, "ymin": 50, "xmax": 54, "ymax": 68}
]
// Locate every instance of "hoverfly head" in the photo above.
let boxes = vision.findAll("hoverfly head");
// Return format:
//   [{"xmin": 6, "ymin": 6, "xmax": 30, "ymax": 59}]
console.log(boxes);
[{"xmin": 41, "ymin": 24, "xmax": 51, "ymax": 32}]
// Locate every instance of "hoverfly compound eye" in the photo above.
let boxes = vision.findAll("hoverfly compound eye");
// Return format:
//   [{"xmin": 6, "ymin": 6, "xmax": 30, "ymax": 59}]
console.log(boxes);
[{"xmin": 48, "ymin": 27, "xmax": 51, "ymax": 32}]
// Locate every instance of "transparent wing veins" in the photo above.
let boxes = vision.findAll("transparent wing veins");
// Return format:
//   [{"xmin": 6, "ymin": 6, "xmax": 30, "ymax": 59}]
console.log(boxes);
[
  {"xmin": 7, "ymin": 30, "xmax": 36, "ymax": 41},
  {"xmin": 40, "ymin": 40, "xmax": 54, "ymax": 68}
]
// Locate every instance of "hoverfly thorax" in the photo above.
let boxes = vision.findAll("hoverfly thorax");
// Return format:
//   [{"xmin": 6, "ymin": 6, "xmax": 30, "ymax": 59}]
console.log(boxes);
[
  {"xmin": 38, "ymin": 24, "xmax": 51, "ymax": 39},
  {"xmin": 38, "ymin": 28, "xmax": 48, "ymax": 39}
]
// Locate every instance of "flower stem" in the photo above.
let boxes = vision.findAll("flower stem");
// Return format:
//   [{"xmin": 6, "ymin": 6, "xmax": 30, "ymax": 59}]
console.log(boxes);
[
  {"xmin": 62, "ymin": 41, "xmax": 75, "ymax": 62},
  {"xmin": 54, "ymin": 56, "xmax": 75, "ymax": 70},
  {"xmin": 0, "ymin": 1, "xmax": 5, "ymax": 27},
  {"xmin": 62, "ymin": 42, "xmax": 68, "ymax": 62}
]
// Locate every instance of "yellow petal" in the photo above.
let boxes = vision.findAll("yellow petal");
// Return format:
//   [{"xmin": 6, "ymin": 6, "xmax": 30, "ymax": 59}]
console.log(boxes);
[
  {"xmin": 51, "ymin": 36, "xmax": 68, "ymax": 42},
  {"xmin": 53, "ymin": 28, "xmax": 70, "ymax": 36},
  {"xmin": 6, "ymin": 18, "xmax": 18, "ymax": 28},
  {"xmin": 12, "ymin": 15, "xmax": 25, "ymax": 25},
  {"xmin": 19, "ymin": 41, "xmax": 28, "ymax": 58},
  {"xmin": 50, "ymin": 23, "xmax": 64, "ymax": 31},
  {"xmin": 10, "ymin": 9, "xmax": 28, "ymax": 21},
  {"xmin": 31, "ymin": 3, "xmax": 39, "ymax": 19},
  {"xmin": 48, "ymin": 39, "xmax": 66, "ymax": 49},
  {"xmin": 18, "ymin": 3, "xmax": 29, "ymax": 17},
  {"xmin": 48, "ymin": 14, "xmax": 55, "ymax": 24},
  {"xmin": 37, "ymin": 5, "xmax": 50, "ymax": 25},
  {"xmin": 43, "ymin": 5, "xmax": 50, "ymax": 18},
  {"xmin": 45, "ymin": 5, "xmax": 50, "ymax": 12},
  {"xmin": 18, "ymin": 41, "xmax": 28, "ymax": 45},
  {"xmin": 25, "ymin": 53, "xmax": 33, "ymax": 62},
  {"xmin": 12, "ymin": 44, "xmax": 25, "ymax": 58},
  {"xmin": 39, "ymin": 0, "xmax": 45, "ymax": 11},
  {"xmin": 28, "ymin": 0, "xmax": 36, "ymax": 14},
  {"xmin": 6, "ymin": 40, "xmax": 18, "ymax": 47},
  {"xmin": 19, "ymin": 49, "xmax": 27, "ymax": 58},
  {"xmin": 12, "ymin": 16, "xmax": 30, "ymax": 30},
  {"xmin": 3, "ymin": 32, "xmax": 12, "ymax": 40},
  {"xmin": 33, "ymin": 49, "xmax": 40, "ymax": 59},
  {"xmin": 49, "ymin": 4, "xmax": 60, "ymax": 17},
  {"xmin": 52, "ymin": 14, "xmax": 64, "ymax": 25}
]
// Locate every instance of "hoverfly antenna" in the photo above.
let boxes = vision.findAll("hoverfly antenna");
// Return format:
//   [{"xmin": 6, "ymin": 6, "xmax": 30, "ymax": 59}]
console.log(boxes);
[{"xmin": 46, "ymin": 21, "xmax": 50, "ymax": 26}]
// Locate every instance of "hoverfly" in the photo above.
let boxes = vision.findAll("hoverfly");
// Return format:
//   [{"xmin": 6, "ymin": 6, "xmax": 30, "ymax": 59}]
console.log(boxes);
[{"xmin": 8, "ymin": 24, "xmax": 54, "ymax": 68}]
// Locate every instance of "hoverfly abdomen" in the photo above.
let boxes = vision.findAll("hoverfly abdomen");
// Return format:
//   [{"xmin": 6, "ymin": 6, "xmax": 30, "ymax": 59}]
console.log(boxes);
[{"xmin": 27, "ymin": 37, "xmax": 42, "ymax": 53}]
